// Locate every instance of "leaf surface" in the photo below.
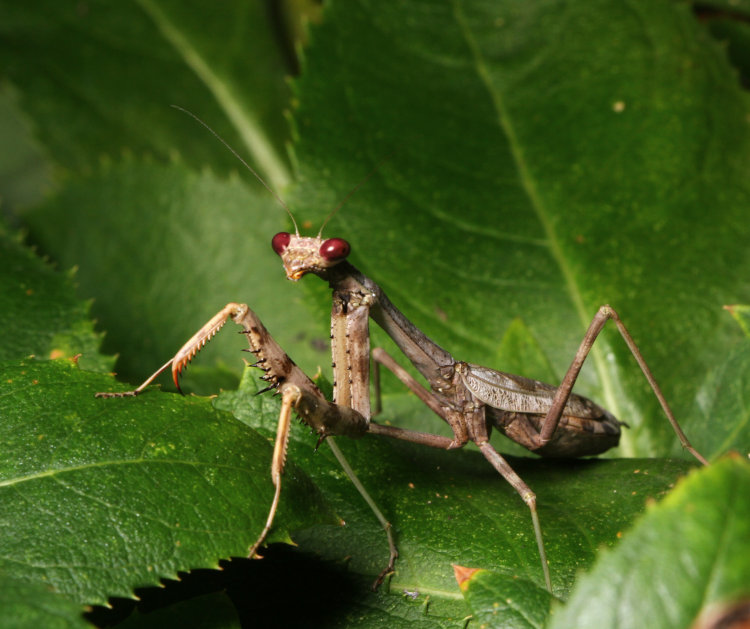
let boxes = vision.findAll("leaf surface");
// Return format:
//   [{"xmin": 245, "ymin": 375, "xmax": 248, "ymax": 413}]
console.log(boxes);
[
  {"xmin": 456, "ymin": 569, "xmax": 553, "ymax": 629},
  {"xmin": 548, "ymin": 457, "xmax": 750, "ymax": 629},
  {"xmin": 0, "ymin": 227, "xmax": 110, "ymax": 372},
  {"xmin": 1, "ymin": 0, "xmax": 749, "ymax": 626},
  {"xmin": 0, "ymin": 0, "xmax": 292, "ymax": 186},
  {"xmin": 0, "ymin": 572, "xmax": 92, "ymax": 629},
  {"xmin": 0, "ymin": 358, "xmax": 334, "ymax": 606}
]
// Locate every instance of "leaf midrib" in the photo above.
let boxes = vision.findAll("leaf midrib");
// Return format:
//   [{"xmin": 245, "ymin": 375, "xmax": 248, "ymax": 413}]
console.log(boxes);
[
  {"xmin": 0, "ymin": 457, "xmax": 255, "ymax": 489},
  {"xmin": 135, "ymin": 0, "xmax": 292, "ymax": 191}
]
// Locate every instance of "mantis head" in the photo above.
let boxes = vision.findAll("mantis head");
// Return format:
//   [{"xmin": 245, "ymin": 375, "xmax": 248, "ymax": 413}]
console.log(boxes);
[
  {"xmin": 167, "ymin": 106, "xmax": 372, "ymax": 282},
  {"xmin": 271, "ymin": 232, "xmax": 351, "ymax": 281}
]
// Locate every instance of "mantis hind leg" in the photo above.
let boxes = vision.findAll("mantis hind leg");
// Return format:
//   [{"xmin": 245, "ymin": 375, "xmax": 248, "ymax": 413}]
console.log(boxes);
[{"xmin": 538, "ymin": 305, "xmax": 708, "ymax": 465}]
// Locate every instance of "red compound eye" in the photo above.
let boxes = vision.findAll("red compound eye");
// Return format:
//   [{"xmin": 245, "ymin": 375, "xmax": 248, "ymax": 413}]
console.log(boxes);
[
  {"xmin": 271, "ymin": 232, "xmax": 291, "ymax": 255},
  {"xmin": 319, "ymin": 238, "xmax": 350, "ymax": 261}
]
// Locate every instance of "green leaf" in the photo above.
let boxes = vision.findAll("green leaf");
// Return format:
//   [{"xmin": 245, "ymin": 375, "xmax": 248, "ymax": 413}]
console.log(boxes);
[
  {"xmin": 0, "ymin": 572, "xmax": 92, "ymax": 629},
  {"xmin": 0, "ymin": 87, "xmax": 52, "ymax": 213},
  {"xmin": 694, "ymin": 340, "xmax": 750, "ymax": 460},
  {"xmin": 2, "ymin": 0, "xmax": 749, "ymax": 626},
  {"xmin": 0, "ymin": 227, "xmax": 111, "ymax": 373},
  {"xmin": 0, "ymin": 358, "xmax": 335, "ymax": 606},
  {"xmin": 724, "ymin": 304, "xmax": 750, "ymax": 339},
  {"xmin": 456, "ymin": 568, "xmax": 553, "ymax": 629},
  {"xmin": 0, "ymin": 0, "xmax": 292, "ymax": 188},
  {"xmin": 548, "ymin": 457, "xmax": 750, "ymax": 629}
]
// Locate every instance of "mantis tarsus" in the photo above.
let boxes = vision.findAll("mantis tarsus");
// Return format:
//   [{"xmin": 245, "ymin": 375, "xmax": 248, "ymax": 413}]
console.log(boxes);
[{"xmin": 97, "ymin": 114, "xmax": 708, "ymax": 593}]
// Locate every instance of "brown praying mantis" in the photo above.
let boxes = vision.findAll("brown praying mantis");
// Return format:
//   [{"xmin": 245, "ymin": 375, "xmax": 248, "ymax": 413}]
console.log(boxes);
[{"xmin": 96, "ymin": 114, "xmax": 708, "ymax": 593}]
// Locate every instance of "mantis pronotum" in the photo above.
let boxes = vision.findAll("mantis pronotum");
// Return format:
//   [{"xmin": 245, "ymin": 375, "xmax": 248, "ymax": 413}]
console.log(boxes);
[{"xmin": 97, "ymin": 113, "xmax": 707, "ymax": 592}]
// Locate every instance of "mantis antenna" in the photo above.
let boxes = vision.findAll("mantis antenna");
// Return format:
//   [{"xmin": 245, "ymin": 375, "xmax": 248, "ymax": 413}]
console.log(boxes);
[
  {"xmin": 170, "ymin": 105, "xmax": 300, "ymax": 236},
  {"xmin": 171, "ymin": 105, "xmax": 393, "ymax": 238}
]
